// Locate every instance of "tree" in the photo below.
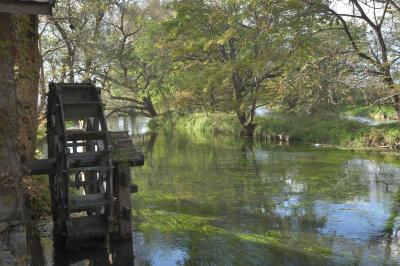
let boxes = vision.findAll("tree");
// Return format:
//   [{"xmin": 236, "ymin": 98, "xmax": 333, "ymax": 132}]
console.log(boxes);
[
  {"xmin": 40, "ymin": 0, "xmax": 166, "ymax": 118},
  {"xmin": 162, "ymin": 0, "xmax": 315, "ymax": 136},
  {"xmin": 265, "ymin": 24, "xmax": 359, "ymax": 115},
  {"xmin": 310, "ymin": 0, "xmax": 400, "ymax": 120},
  {"xmin": 98, "ymin": 1, "xmax": 162, "ymax": 118},
  {"xmin": 40, "ymin": 0, "xmax": 111, "ymax": 83}
]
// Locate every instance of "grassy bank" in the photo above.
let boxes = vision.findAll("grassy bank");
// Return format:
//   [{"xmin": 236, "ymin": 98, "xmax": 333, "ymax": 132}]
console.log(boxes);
[
  {"xmin": 150, "ymin": 112, "xmax": 242, "ymax": 136},
  {"xmin": 150, "ymin": 112, "xmax": 400, "ymax": 149},
  {"xmin": 257, "ymin": 115, "xmax": 400, "ymax": 148}
]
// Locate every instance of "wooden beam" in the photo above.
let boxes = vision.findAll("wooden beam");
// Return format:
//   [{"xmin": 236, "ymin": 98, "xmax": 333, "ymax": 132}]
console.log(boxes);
[
  {"xmin": 24, "ymin": 158, "xmax": 55, "ymax": 175},
  {"xmin": 0, "ymin": 1, "xmax": 53, "ymax": 15},
  {"xmin": 109, "ymin": 131, "xmax": 145, "ymax": 167}
]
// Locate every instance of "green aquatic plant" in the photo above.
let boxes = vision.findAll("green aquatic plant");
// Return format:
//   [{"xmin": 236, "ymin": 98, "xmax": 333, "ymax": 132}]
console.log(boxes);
[
  {"xmin": 133, "ymin": 207, "xmax": 335, "ymax": 259},
  {"xmin": 134, "ymin": 209, "xmax": 218, "ymax": 234}
]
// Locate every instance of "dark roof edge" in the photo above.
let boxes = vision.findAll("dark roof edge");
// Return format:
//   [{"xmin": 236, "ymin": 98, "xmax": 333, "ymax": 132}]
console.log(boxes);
[{"xmin": 0, "ymin": 0, "xmax": 55, "ymax": 15}]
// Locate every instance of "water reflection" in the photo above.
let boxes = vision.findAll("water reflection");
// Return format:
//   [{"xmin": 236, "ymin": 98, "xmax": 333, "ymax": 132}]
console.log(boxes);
[
  {"xmin": 29, "ymin": 225, "xmax": 135, "ymax": 266},
  {"xmin": 133, "ymin": 233, "xmax": 188, "ymax": 266},
  {"xmin": 254, "ymin": 106, "xmax": 271, "ymax": 117},
  {"xmin": 53, "ymin": 240, "xmax": 134, "ymax": 266},
  {"xmin": 107, "ymin": 116, "xmax": 150, "ymax": 136},
  {"xmin": 132, "ymin": 130, "xmax": 400, "ymax": 265}
]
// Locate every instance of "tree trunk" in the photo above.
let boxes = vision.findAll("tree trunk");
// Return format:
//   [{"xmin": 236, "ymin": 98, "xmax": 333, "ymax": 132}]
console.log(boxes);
[
  {"xmin": 235, "ymin": 110, "xmax": 256, "ymax": 137},
  {"xmin": 143, "ymin": 93, "xmax": 158, "ymax": 117},
  {"xmin": 392, "ymin": 95, "xmax": 400, "ymax": 122},
  {"xmin": 242, "ymin": 123, "xmax": 257, "ymax": 137},
  {"xmin": 232, "ymin": 71, "xmax": 256, "ymax": 138},
  {"xmin": 382, "ymin": 71, "xmax": 400, "ymax": 122},
  {"xmin": 0, "ymin": 13, "xmax": 26, "ymax": 257},
  {"xmin": 53, "ymin": 20, "xmax": 75, "ymax": 83},
  {"xmin": 84, "ymin": 11, "xmax": 104, "ymax": 80}
]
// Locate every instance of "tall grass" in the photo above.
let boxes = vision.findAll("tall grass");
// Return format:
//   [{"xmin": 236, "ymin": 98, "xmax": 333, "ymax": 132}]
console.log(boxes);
[{"xmin": 150, "ymin": 112, "xmax": 242, "ymax": 136}]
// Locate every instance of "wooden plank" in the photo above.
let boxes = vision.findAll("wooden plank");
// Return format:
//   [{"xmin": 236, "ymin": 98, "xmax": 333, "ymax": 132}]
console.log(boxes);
[
  {"xmin": 60, "ymin": 86, "xmax": 98, "ymax": 103},
  {"xmin": 68, "ymin": 151, "xmax": 106, "ymax": 167},
  {"xmin": 0, "ymin": 0, "xmax": 53, "ymax": 15},
  {"xmin": 70, "ymin": 193, "xmax": 108, "ymax": 212},
  {"xmin": 111, "ymin": 149, "xmax": 144, "ymax": 167},
  {"xmin": 68, "ymin": 215, "xmax": 107, "ymax": 238},
  {"xmin": 63, "ymin": 102, "xmax": 101, "ymax": 120},
  {"xmin": 66, "ymin": 130, "xmax": 105, "ymax": 141},
  {"xmin": 109, "ymin": 131, "xmax": 145, "ymax": 166},
  {"xmin": 69, "ymin": 165, "xmax": 113, "ymax": 173}
]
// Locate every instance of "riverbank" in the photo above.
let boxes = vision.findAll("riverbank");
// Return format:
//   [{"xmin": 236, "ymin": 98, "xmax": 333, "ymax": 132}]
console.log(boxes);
[{"xmin": 150, "ymin": 112, "xmax": 400, "ymax": 149}]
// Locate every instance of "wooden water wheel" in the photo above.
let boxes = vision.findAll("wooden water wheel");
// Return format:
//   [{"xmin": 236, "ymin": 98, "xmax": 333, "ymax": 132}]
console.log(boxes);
[{"xmin": 28, "ymin": 83, "xmax": 144, "ymax": 247}]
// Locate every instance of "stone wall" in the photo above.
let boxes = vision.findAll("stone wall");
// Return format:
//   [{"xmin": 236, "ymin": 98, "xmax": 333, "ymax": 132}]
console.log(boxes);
[{"xmin": 0, "ymin": 13, "xmax": 27, "ymax": 265}]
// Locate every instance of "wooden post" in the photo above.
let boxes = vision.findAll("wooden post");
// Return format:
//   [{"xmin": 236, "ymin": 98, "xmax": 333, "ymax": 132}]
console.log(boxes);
[
  {"xmin": 113, "ymin": 163, "xmax": 133, "ymax": 238},
  {"xmin": 109, "ymin": 131, "xmax": 144, "ymax": 238}
]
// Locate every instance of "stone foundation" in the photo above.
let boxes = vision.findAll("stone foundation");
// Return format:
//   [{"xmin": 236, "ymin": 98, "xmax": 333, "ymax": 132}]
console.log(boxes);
[{"xmin": 0, "ymin": 190, "xmax": 27, "ymax": 266}]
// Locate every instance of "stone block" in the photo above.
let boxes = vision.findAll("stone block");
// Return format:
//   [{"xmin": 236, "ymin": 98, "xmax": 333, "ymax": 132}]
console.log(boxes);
[
  {"xmin": 8, "ymin": 225, "xmax": 26, "ymax": 257},
  {"xmin": 0, "ymin": 192, "xmax": 24, "ymax": 222},
  {"xmin": 0, "ymin": 222, "xmax": 8, "ymax": 233}
]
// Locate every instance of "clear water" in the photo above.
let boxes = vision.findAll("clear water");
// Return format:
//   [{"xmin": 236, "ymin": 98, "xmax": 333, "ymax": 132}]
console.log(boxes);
[
  {"xmin": 131, "ymin": 130, "xmax": 400, "ymax": 266},
  {"xmin": 31, "ymin": 125, "xmax": 400, "ymax": 265}
]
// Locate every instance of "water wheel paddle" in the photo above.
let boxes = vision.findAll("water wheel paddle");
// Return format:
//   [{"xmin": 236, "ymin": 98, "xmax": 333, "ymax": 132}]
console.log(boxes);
[{"xmin": 39, "ymin": 82, "xmax": 144, "ymax": 247}]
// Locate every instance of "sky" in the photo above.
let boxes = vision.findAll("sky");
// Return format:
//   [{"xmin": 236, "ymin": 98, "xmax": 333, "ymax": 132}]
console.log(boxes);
[{"xmin": 331, "ymin": 0, "xmax": 386, "ymax": 20}]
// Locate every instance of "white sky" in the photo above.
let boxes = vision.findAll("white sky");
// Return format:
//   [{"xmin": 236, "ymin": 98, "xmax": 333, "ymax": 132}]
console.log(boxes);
[{"xmin": 331, "ymin": 0, "xmax": 385, "ymax": 21}]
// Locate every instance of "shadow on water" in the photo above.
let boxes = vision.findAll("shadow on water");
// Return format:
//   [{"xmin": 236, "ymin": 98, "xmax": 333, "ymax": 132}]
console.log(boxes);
[
  {"xmin": 29, "ymin": 226, "xmax": 135, "ymax": 265},
  {"xmin": 55, "ymin": 239, "xmax": 134, "ymax": 266}
]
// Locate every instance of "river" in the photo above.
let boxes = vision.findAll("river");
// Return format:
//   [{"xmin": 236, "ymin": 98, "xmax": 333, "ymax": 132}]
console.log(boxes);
[{"xmin": 31, "ymin": 117, "xmax": 400, "ymax": 265}]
